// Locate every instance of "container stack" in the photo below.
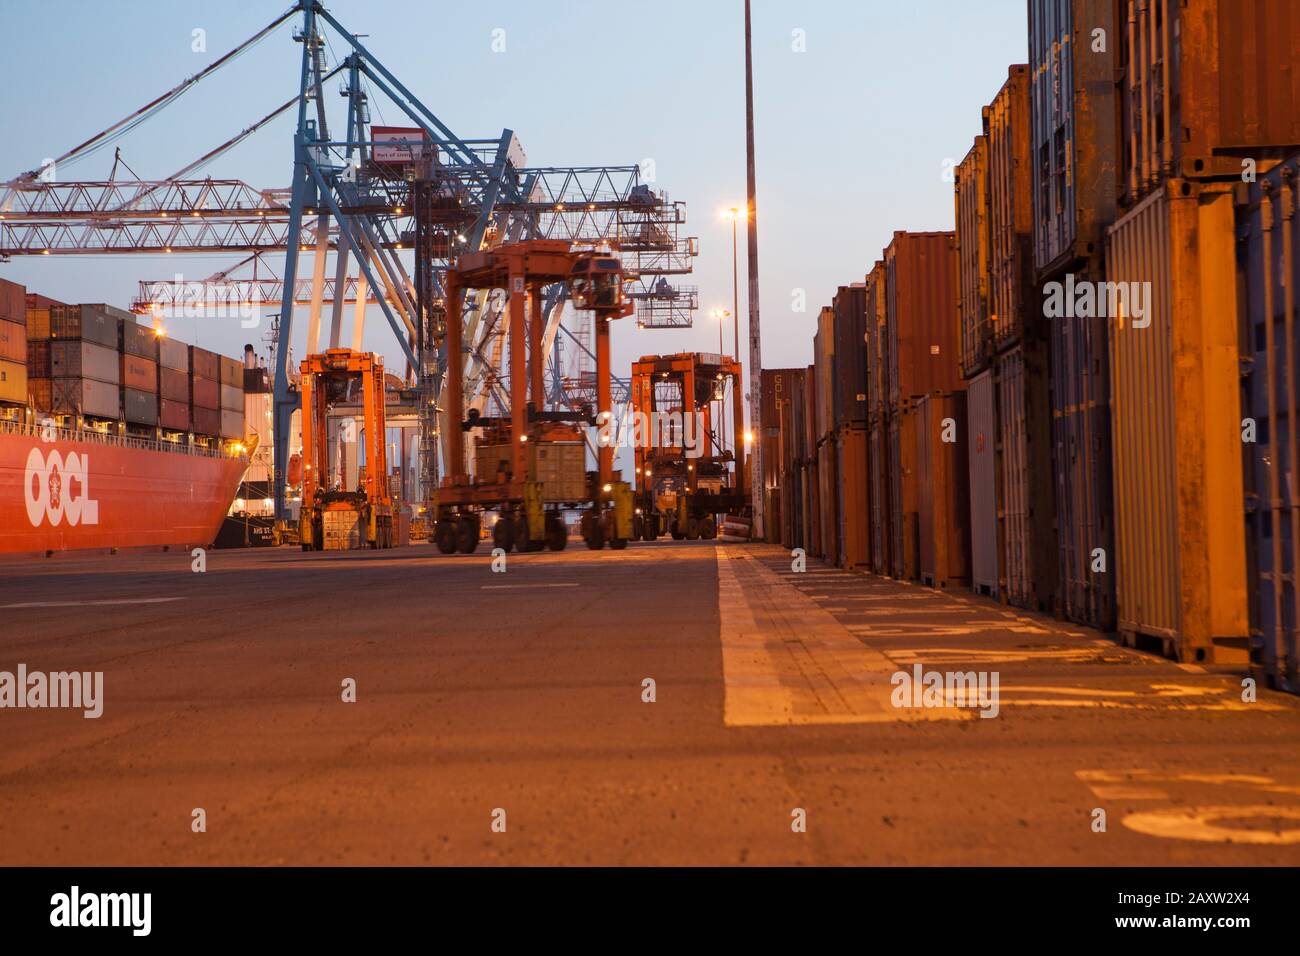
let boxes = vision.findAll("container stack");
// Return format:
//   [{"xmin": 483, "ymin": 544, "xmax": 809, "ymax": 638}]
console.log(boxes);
[
  {"xmin": 189, "ymin": 346, "xmax": 222, "ymax": 437},
  {"xmin": 813, "ymin": 307, "xmax": 837, "ymax": 564},
  {"xmin": 1029, "ymin": 0, "xmax": 1120, "ymax": 631},
  {"xmin": 830, "ymin": 283, "xmax": 869, "ymax": 569},
  {"xmin": 48, "ymin": 304, "xmax": 128, "ymax": 420},
  {"xmin": 157, "ymin": 335, "xmax": 191, "ymax": 432},
  {"xmin": 120, "ymin": 318, "xmax": 159, "ymax": 427},
  {"xmin": 218, "ymin": 355, "xmax": 245, "ymax": 439},
  {"xmin": 865, "ymin": 263, "xmax": 890, "ymax": 576},
  {"xmin": 760, "ymin": 367, "xmax": 798, "ymax": 546},
  {"xmin": 0, "ymin": 279, "xmax": 27, "ymax": 407}
]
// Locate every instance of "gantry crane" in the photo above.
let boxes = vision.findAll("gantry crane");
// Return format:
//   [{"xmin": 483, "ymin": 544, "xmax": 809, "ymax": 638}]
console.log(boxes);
[
  {"xmin": 298, "ymin": 349, "xmax": 395, "ymax": 550},
  {"xmin": 630, "ymin": 352, "xmax": 747, "ymax": 541},
  {"xmin": 434, "ymin": 240, "xmax": 634, "ymax": 553}
]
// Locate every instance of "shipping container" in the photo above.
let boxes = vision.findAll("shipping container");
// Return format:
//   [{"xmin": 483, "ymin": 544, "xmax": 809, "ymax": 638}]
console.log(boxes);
[
  {"xmin": 159, "ymin": 366, "xmax": 188, "ymax": 402},
  {"xmin": 885, "ymin": 231, "xmax": 961, "ymax": 408},
  {"xmin": 1105, "ymin": 178, "xmax": 1248, "ymax": 662},
  {"xmin": 0, "ymin": 358, "xmax": 26, "ymax": 405},
  {"xmin": 27, "ymin": 308, "xmax": 50, "ymax": 340},
  {"xmin": 191, "ymin": 375, "xmax": 219, "ymax": 410},
  {"xmin": 955, "ymin": 135, "xmax": 991, "ymax": 376},
  {"xmin": 831, "ymin": 284, "xmax": 869, "ymax": 425},
  {"xmin": 25, "ymin": 293, "xmax": 65, "ymax": 311},
  {"xmin": 966, "ymin": 370, "xmax": 999, "ymax": 595},
  {"xmin": 26, "ymin": 339, "xmax": 51, "ymax": 378},
  {"xmin": 49, "ymin": 304, "xmax": 127, "ymax": 349},
  {"xmin": 813, "ymin": 308, "xmax": 836, "ymax": 441},
  {"xmin": 1120, "ymin": 0, "xmax": 1300, "ymax": 206},
  {"xmin": 865, "ymin": 261, "xmax": 888, "ymax": 423},
  {"xmin": 120, "ymin": 319, "xmax": 158, "ymax": 360},
  {"xmin": 869, "ymin": 415, "xmax": 892, "ymax": 575},
  {"xmin": 189, "ymin": 346, "xmax": 220, "ymax": 381},
  {"xmin": 158, "ymin": 398, "xmax": 190, "ymax": 432},
  {"xmin": 834, "ymin": 424, "xmax": 870, "ymax": 569},
  {"xmin": 996, "ymin": 342, "xmax": 1058, "ymax": 611},
  {"xmin": 220, "ymin": 383, "xmax": 243, "ymax": 412},
  {"xmin": 52, "ymin": 377, "xmax": 118, "ymax": 419},
  {"xmin": 889, "ymin": 404, "xmax": 919, "ymax": 580},
  {"xmin": 157, "ymin": 335, "xmax": 190, "ymax": 373},
  {"xmin": 49, "ymin": 340, "xmax": 120, "ymax": 384},
  {"xmin": 817, "ymin": 438, "xmax": 838, "ymax": 563},
  {"xmin": 191, "ymin": 405, "xmax": 221, "ymax": 436},
  {"xmin": 220, "ymin": 408, "xmax": 244, "ymax": 440},
  {"xmin": 1240, "ymin": 151, "xmax": 1300, "ymax": 692},
  {"xmin": 120, "ymin": 354, "xmax": 157, "ymax": 393},
  {"xmin": 916, "ymin": 392, "xmax": 971, "ymax": 589},
  {"xmin": 1029, "ymin": 0, "xmax": 1121, "ymax": 276},
  {"xmin": 121, "ymin": 387, "xmax": 158, "ymax": 426},
  {"xmin": 0, "ymin": 318, "xmax": 25, "ymax": 364},
  {"xmin": 803, "ymin": 364, "xmax": 820, "ymax": 556},
  {"xmin": 532, "ymin": 441, "xmax": 586, "ymax": 503},
  {"xmin": 219, "ymin": 355, "xmax": 243, "ymax": 388},
  {"xmin": 986, "ymin": 65, "xmax": 1037, "ymax": 351},
  {"xmin": 27, "ymin": 376, "xmax": 52, "ymax": 412},
  {"xmin": 0, "ymin": 279, "xmax": 25, "ymax": 324}
]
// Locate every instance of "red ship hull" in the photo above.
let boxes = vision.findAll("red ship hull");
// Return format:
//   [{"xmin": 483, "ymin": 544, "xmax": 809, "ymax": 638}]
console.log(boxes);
[{"xmin": 0, "ymin": 426, "xmax": 247, "ymax": 554}]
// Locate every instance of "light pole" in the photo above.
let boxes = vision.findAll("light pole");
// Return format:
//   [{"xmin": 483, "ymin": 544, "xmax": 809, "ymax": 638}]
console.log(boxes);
[
  {"xmin": 710, "ymin": 307, "xmax": 730, "ymax": 355},
  {"xmin": 722, "ymin": 206, "xmax": 744, "ymax": 358}
]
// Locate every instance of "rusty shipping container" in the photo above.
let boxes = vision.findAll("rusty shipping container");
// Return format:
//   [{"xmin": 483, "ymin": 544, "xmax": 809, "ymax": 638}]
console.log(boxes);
[
  {"xmin": 1120, "ymin": 0, "xmax": 1300, "ymax": 206},
  {"xmin": 159, "ymin": 398, "xmax": 190, "ymax": 432},
  {"xmin": 157, "ymin": 335, "xmax": 190, "ymax": 373},
  {"xmin": 120, "ymin": 353, "xmax": 157, "ymax": 393},
  {"xmin": 49, "ymin": 304, "xmax": 128, "ymax": 349},
  {"xmin": 0, "ymin": 279, "xmax": 26, "ymax": 324},
  {"xmin": 885, "ymin": 231, "xmax": 961, "ymax": 408},
  {"xmin": 966, "ymin": 370, "xmax": 999, "ymax": 595},
  {"xmin": 869, "ymin": 414, "xmax": 892, "ymax": 575},
  {"xmin": 996, "ymin": 342, "xmax": 1058, "ymax": 611},
  {"xmin": 864, "ymin": 263, "xmax": 887, "ymax": 423},
  {"xmin": 27, "ymin": 308, "xmax": 50, "ymax": 341},
  {"xmin": 52, "ymin": 377, "xmax": 118, "ymax": 419},
  {"xmin": 0, "ymin": 318, "xmax": 25, "ymax": 364},
  {"xmin": 1107, "ymin": 178, "xmax": 1247, "ymax": 662},
  {"xmin": 50, "ymin": 340, "xmax": 120, "ymax": 384},
  {"xmin": 189, "ymin": 346, "xmax": 220, "ymax": 382},
  {"xmin": 955, "ymin": 135, "xmax": 991, "ymax": 376},
  {"xmin": 0, "ymin": 359, "xmax": 26, "ymax": 405},
  {"xmin": 27, "ymin": 377, "xmax": 52, "ymax": 412},
  {"xmin": 986, "ymin": 65, "xmax": 1038, "ymax": 351},
  {"xmin": 831, "ymin": 284, "xmax": 869, "ymax": 425},
  {"xmin": 916, "ymin": 392, "xmax": 971, "ymax": 589},
  {"xmin": 120, "ymin": 319, "xmax": 158, "ymax": 360},
  {"xmin": 889, "ymin": 404, "xmax": 920, "ymax": 580},
  {"xmin": 835, "ymin": 424, "xmax": 870, "ymax": 569},
  {"xmin": 1241, "ymin": 151, "xmax": 1300, "ymax": 692},
  {"xmin": 24, "ymin": 292, "xmax": 64, "ymax": 311},
  {"xmin": 26, "ymin": 339, "xmax": 51, "ymax": 377},
  {"xmin": 1029, "ymin": 0, "xmax": 1121, "ymax": 275}
]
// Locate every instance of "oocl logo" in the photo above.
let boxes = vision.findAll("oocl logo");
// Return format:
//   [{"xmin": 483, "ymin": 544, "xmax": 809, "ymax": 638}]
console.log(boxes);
[{"xmin": 24, "ymin": 448, "xmax": 99, "ymax": 528}]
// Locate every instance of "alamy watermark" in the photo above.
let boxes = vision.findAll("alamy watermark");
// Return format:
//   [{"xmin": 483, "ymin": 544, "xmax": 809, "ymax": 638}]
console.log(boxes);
[
  {"xmin": 891, "ymin": 664, "xmax": 1000, "ymax": 718},
  {"xmin": 0, "ymin": 664, "xmax": 103, "ymax": 718}
]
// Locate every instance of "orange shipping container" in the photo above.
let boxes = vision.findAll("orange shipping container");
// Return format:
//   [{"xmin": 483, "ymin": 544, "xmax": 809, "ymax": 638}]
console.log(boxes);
[
  {"xmin": 0, "ymin": 358, "xmax": 26, "ymax": 404},
  {"xmin": 955, "ymin": 136, "xmax": 991, "ymax": 376},
  {"xmin": 885, "ymin": 231, "xmax": 961, "ymax": 408},
  {"xmin": 0, "ymin": 318, "xmax": 26, "ymax": 363},
  {"xmin": 986, "ymin": 64, "xmax": 1037, "ymax": 351},
  {"xmin": 120, "ymin": 354, "xmax": 158, "ymax": 393},
  {"xmin": 27, "ymin": 308, "xmax": 50, "ymax": 340},
  {"xmin": 916, "ymin": 392, "xmax": 971, "ymax": 589}
]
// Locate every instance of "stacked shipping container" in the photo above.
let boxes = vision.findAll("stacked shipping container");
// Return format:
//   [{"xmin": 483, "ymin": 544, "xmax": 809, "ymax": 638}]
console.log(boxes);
[{"xmin": 0, "ymin": 279, "xmax": 27, "ymax": 406}]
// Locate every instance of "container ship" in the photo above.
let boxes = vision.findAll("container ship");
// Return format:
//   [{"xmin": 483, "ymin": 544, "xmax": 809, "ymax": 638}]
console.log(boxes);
[{"xmin": 0, "ymin": 279, "xmax": 249, "ymax": 555}]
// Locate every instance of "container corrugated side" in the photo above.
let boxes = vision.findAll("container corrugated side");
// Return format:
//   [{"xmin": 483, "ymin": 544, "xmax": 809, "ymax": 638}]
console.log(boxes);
[
  {"xmin": 987, "ymin": 64, "xmax": 1037, "ymax": 351},
  {"xmin": 996, "ymin": 342, "xmax": 1058, "ymax": 611},
  {"xmin": 869, "ymin": 415, "xmax": 892, "ymax": 574},
  {"xmin": 50, "ymin": 340, "xmax": 120, "ymax": 384},
  {"xmin": 814, "ymin": 308, "xmax": 836, "ymax": 440},
  {"xmin": 120, "ymin": 320, "xmax": 159, "ymax": 360},
  {"xmin": 0, "ymin": 318, "xmax": 26, "ymax": 364},
  {"xmin": 831, "ymin": 284, "xmax": 869, "ymax": 425},
  {"xmin": 26, "ymin": 340, "xmax": 51, "ymax": 377},
  {"xmin": 966, "ymin": 369, "xmax": 999, "ymax": 595},
  {"xmin": 27, "ymin": 308, "xmax": 50, "ymax": 340},
  {"xmin": 219, "ymin": 355, "xmax": 243, "ymax": 388},
  {"xmin": 1029, "ymin": 0, "xmax": 1121, "ymax": 276},
  {"xmin": 157, "ymin": 336, "xmax": 189, "ymax": 373},
  {"xmin": 51, "ymin": 377, "xmax": 118, "ymax": 419},
  {"xmin": 0, "ymin": 278, "xmax": 26, "ymax": 325},
  {"xmin": 189, "ymin": 346, "xmax": 219, "ymax": 381},
  {"xmin": 49, "ymin": 304, "xmax": 125, "ymax": 349},
  {"xmin": 885, "ymin": 231, "xmax": 961, "ymax": 408},
  {"xmin": 158, "ymin": 398, "xmax": 190, "ymax": 431},
  {"xmin": 191, "ymin": 375, "xmax": 219, "ymax": 410},
  {"xmin": 835, "ymin": 424, "xmax": 870, "ymax": 569},
  {"xmin": 1107, "ymin": 178, "xmax": 1248, "ymax": 661},
  {"xmin": 0, "ymin": 358, "xmax": 26, "ymax": 404},
  {"xmin": 916, "ymin": 392, "xmax": 971, "ymax": 589},
  {"xmin": 1240, "ymin": 152, "xmax": 1300, "ymax": 692},
  {"xmin": 889, "ymin": 405, "xmax": 919, "ymax": 580},
  {"xmin": 1121, "ymin": 0, "xmax": 1300, "ymax": 204},
  {"xmin": 27, "ymin": 376, "xmax": 52, "ymax": 412},
  {"xmin": 817, "ymin": 438, "xmax": 838, "ymax": 562},
  {"xmin": 122, "ymin": 387, "xmax": 159, "ymax": 426},
  {"xmin": 865, "ymin": 262, "xmax": 888, "ymax": 423},
  {"xmin": 120, "ymin": 354, "xmax": 157, "ymax": 393},
  {"xmin": 956, "ymin": 136, "xmax": 991, "ymax": 376}
]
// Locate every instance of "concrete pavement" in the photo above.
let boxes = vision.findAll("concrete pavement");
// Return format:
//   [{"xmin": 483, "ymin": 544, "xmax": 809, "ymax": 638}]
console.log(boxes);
[{"xmin": 0, "ymin": 539, "xmax": 1296, "ymax": 865}]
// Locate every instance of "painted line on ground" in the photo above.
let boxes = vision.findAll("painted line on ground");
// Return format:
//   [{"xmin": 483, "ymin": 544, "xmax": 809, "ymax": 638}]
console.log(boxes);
[
  {"xmin": 0, "ymin": 597, "xmax": 186, "ymax": 609},
  {"xmin": 480, "ymin": 583, "xmax": 580, "ymax": 590}
]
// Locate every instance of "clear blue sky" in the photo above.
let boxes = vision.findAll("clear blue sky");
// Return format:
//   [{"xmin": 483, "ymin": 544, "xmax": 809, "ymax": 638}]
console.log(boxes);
[{"xmin": 0, "ymin": 0, "xmax": 1029, "ymax": 376}]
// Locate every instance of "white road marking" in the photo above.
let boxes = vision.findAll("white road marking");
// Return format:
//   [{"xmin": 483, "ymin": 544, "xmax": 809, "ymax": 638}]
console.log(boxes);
[
  {"xmin": 0, "ymin": 597, "xmax": 186, "ymax": 609},
  {"xmin": 1123, "ymin": 805, "xmax": 1300, "ymax": 844}
]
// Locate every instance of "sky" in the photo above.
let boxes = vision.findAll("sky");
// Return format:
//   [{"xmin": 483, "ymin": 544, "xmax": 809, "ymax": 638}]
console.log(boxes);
[{"xmin": 0, "ymin": 0, "xmax": 1029, "ymax": 382}]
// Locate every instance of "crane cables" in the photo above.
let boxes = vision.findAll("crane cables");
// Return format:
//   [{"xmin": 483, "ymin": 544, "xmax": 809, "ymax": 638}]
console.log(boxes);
[{"xmin": 9, "ymin": 6, "xmax": 299, "ymax": 183}]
